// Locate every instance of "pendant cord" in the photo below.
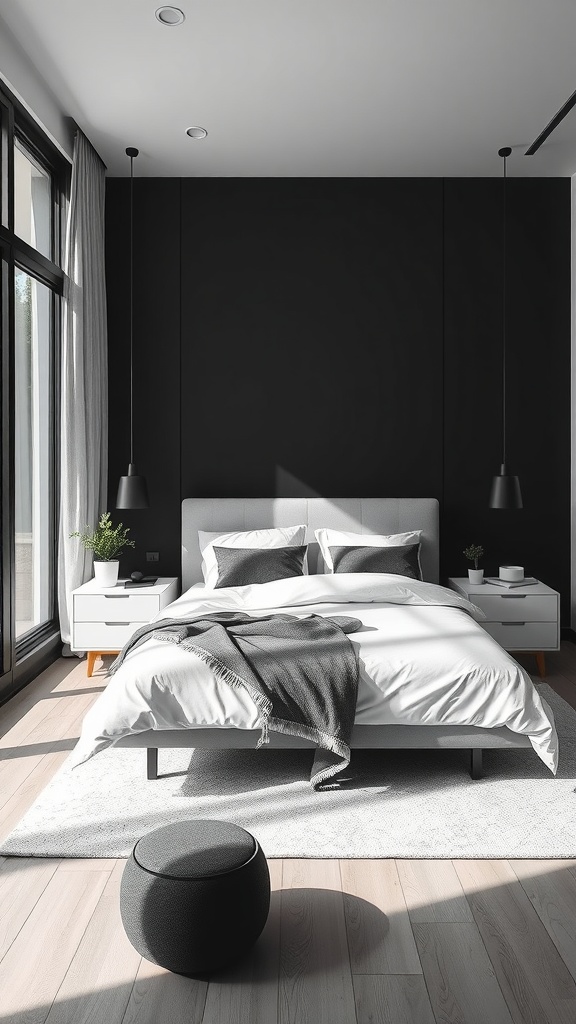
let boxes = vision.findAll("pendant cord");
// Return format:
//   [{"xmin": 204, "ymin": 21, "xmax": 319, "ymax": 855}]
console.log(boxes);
[
  {"xmin": 502, "ymin": 150, "xmax": 507, "ymax": 469},
  {"xmin": 129, "ymin": 151, "xmax": 134, "ymax": 466}
]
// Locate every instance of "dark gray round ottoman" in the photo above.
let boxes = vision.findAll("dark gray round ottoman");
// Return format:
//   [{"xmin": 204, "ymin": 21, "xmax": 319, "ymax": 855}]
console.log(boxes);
[{"xmin": 120, "ymin": 819, "xmax": 270, "ymax": 975}]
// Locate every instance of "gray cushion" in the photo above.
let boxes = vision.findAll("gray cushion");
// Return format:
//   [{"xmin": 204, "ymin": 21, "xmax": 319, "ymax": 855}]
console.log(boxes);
[
  {"xmin": 329, "ymin": 542, "xmax": 422, "ymax": 579},
  {"xmin": 213, "ymin": 544, "xmax": 307, "ymax": 588}
]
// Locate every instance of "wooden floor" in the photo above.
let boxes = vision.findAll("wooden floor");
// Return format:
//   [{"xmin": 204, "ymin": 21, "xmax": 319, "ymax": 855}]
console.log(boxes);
[{"xmin": 1, "ymin": 648, "xmax": 576, "ymax": 1024}]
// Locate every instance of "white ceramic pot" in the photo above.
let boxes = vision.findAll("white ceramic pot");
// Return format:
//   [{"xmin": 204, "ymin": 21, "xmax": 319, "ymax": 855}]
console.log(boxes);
[
  {"xmin": 468, "ymin": 568, "xmax": 484, "ymax": 585},
  {"xmin": 499, "ymin": 565, "xmax": 524, "ymax": 582},
  {"xmin": 93, "ymin": 560, "xmax": 119, "ymax": 587}
]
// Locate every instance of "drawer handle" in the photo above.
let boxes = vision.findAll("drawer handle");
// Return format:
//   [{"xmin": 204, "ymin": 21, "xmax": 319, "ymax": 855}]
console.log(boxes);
[
  {"xmin": 501, "ymin": 621, "xmax": 526, "ymax": 626},
  {"xmin": 501, "ymin": 594, "xmax": 526, "ymax": 599},
  {"xmin": 104, "ymin": 594, "xmax": 130, "ymax": 599},
  {"xmin": 105, "ymin": 621, "xmax": 131, "ymax": 626}
]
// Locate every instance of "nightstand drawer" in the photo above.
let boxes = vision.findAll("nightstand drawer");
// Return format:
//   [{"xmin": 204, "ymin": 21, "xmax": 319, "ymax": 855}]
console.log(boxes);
[
  {"xmin": 482, "ymin": 621, "xmax": 558, "ymax": 651},
  {"xmin": 74, "ymin": 593, "xmax": 160, "ymax": 623},
  {"xmin": 472, "ymin": 594, "xmax": 557, "ymax": 622},
  {"xmin": 73, "ymin": 622, "xmax": 148, "ymax": 650}
]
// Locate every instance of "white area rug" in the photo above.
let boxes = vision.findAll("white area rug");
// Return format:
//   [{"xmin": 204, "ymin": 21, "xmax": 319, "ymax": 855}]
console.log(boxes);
[{"xmin": 2, "ymin": 684, "xmax": 575, "ymax": 859}]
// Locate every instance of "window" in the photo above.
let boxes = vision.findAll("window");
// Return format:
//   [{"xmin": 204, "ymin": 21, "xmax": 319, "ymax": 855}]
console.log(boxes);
[
  {"xmin": 0, "ymin": 89, "xmax": 67, "ymax": 699},
  {"xmin": 14, "ymin": 140, "xmax": 52, "ymax": 259},
  {"xmin": 14, "ymin": 270, "xmax": 53, "ymax": 637}
]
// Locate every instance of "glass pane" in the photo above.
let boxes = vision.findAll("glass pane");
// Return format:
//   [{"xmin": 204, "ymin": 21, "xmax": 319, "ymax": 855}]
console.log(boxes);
[
  {"xmin": 14, "ymin": 140, "xmax": 52, "ymax": 258},
  {"xmin": 15, "ymin": 269, "xmax": 52, "ymax": 637}
]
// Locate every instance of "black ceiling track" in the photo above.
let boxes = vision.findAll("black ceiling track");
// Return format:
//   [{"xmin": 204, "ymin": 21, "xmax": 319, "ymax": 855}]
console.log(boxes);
[{"xmin": 525, "ymin": 86, "xmax": 576, "ymax": 155}]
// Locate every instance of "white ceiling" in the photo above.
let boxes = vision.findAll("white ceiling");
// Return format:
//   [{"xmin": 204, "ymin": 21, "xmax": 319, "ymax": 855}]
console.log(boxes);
[{"xmin": 1, "ymin": 0, "xmax": 576, "ymax": 177}]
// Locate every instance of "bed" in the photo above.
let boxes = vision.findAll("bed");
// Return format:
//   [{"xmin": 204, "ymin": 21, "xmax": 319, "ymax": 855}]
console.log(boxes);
[{"xmin": 73, "ymin": 498, "xmax": 557, "ymax": 783}]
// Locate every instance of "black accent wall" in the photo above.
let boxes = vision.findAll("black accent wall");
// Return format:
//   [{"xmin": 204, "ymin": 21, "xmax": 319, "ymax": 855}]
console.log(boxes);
[{"xmin": 106, "ymin": 178, "xmax": 571, "ymax": 622}]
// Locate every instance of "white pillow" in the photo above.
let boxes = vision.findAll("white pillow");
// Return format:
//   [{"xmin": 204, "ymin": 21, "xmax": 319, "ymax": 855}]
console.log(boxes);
[
  {"xmin": 315, "ymin": 528, "xmax": 423, "ymax": 573},
  {"xmin": 199, "ymin": 524, "xmax": 307, "ymax": 587}
]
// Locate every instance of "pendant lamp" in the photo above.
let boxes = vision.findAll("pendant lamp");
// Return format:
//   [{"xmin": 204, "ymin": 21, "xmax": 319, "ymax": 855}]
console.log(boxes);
[
  {"xmin": 489, "ymin": 146, "xmax": 523, "ymax": 509},
  {"xmin": 116, "ymin": 147, "xmax": 149, "ymax": 509}
]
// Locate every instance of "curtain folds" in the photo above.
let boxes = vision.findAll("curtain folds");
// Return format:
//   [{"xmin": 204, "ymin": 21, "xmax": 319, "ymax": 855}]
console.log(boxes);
[{"xmin": 57, "ymin": 131, "xmax": 108, "ymax": 646}]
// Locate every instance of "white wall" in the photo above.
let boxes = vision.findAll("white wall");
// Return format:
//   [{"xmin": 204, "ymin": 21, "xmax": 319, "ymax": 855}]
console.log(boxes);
[
  {"xmin": 572, "ymin": 174, "xmax": 576, "ymax": 628},
  {"xmin": 0, "ymin": 13, "xmax": 73, "ymax": 161}
]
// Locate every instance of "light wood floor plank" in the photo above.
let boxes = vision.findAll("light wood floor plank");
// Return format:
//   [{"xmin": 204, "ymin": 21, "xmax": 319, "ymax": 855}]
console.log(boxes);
[
  {"xmin": 353, "ymin": 974, "xmax": 435, "ymax": 1024},
  {"xmin": 0, "ymin": 660, "xmax": 83, "ymax": 739},
  {"xmin": 0, "ymin": 857, "xmax": 60, "ymax": 962},
  {"xmin": 0, "ymin": 693, "xmax": 95, "ymax": 812},
  {"xmin": 414, "ymin": 921, "xmax": 514, "ymax": 1024},
  {"xmin": 0, "ymin": 693, "xmax": 95, "ymax": 844},
  {"xmin": 0, "ymin": 864, "xmax": 110, "ymax": 1024},
  {"xmin": 455, "ymin": 858, "xmax": 576, "ymax": 1024},
  {"xmin": 0, "ymin": 658, "xmax": 99, "ymax": 744},
  {"xmin": 202, "ymin": 859, "xmax": 282, "ymax": 1024},
  {"xmin": 280, "ymin": 859, "xmax": 357, "ymax": 1024},
  {"xmin": 0, "ymin": 751, "xmax": 56, "ymax": 813},
  {"xmin": 56, "ymin": 858, "xmax": 117, "ymax": 871},
  {"xmin": 0, "ymin": 750, "xmax": 72, "ymax": 844},
  {"xmin": 44, "ymin": 861, "xmax": 140, "ymax": 1024},
  {"xmin": 0, "ymin": 669, "xmax": 102, "ymax": 753},
  {"xmin": 509, "ymin": 859, "xmax": 576, "ymax": 984},
  {"xmin": 120, "ymin": 958, "xmax": 207, "ymax": 1024},
  {"xmin": 340, "ymin": 859, "xmax": 421, "ymax": 974},
  {"xmin": 0, "ymin": 693, "xmax": 71, "ymax": 752},
  {"xmin": 397, "ymin": 859, "xmax": 474, "ymax": 923}
]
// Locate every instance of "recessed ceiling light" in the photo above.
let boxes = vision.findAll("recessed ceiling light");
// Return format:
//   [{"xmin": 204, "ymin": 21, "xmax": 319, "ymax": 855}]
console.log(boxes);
[
  {"xmin": 186, "ymin": 126, "xmax": 208, "ymax": 139},
  {"xmin": 155, "ymin": 7, "xmax": 185, "ymax": 26}
]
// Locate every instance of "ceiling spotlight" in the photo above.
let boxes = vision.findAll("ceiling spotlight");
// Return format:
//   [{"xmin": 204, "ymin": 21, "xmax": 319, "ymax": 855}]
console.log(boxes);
[
  {"xmin": 155, "ymin": 7, "xmax": 185, "ymax": 26},
  {"xmin": 186, "ymin": 126, "xmax": 208, "ymax": 139}
]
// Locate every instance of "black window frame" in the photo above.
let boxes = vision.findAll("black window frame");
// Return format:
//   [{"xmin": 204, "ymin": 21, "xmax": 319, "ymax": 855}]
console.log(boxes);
[{"xmin": 0, "ymin": 83, "xmax": 69, "ymax": 703}]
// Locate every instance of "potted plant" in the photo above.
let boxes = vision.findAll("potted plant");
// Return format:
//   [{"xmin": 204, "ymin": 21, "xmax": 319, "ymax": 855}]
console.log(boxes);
[
  {"xmin": 71, "ymin": 512, "xmax": 135, "ymax": 587},
  {"xmin": 463, "ymin": 543, "xmax": 485, "ymax": 585}
]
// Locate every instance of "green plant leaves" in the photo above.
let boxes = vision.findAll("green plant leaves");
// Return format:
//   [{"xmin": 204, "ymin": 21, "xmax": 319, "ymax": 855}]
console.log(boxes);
[{"xmin": 70, "ymin": 511, "xmax": 135, "ymax": 561}]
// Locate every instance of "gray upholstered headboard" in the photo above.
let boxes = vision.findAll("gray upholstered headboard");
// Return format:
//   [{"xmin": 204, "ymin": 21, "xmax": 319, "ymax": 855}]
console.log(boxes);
[{"xmin": 181, "ymin": 498, "xmax": 439, "ymax": 591}]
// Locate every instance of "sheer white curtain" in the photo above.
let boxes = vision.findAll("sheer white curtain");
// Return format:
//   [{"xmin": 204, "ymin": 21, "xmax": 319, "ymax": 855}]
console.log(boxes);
[{"xmin": 58, "ymin": 131, "xmax": 108, "ymax": 647}]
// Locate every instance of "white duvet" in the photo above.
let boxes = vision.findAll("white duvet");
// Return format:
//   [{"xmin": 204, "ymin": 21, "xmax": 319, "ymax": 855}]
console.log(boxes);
[{"xmin": 73, "ymin": 574, "xmax": 558, "ymax": 773}]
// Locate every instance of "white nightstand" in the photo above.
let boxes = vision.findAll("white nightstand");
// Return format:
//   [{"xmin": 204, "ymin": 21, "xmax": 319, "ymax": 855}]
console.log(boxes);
[
  {"xmin": 448, "ymin": 577, "xmax": 560, "ymax": 677},
  {"xmin": 71, "ymin": 577, "xmax": 179, "ymax": 676}
]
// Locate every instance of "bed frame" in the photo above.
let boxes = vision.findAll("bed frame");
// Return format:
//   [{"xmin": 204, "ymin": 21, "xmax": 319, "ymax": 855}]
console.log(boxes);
[{"xmin": 115, "ymin": 497, "xmax": 531, "ymax": 780}]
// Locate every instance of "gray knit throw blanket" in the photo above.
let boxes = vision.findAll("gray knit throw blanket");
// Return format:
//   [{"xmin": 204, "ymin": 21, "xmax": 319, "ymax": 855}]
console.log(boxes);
[{"xmin": 108, "ymin": 610, "xmax": 361, "ymax": 789}]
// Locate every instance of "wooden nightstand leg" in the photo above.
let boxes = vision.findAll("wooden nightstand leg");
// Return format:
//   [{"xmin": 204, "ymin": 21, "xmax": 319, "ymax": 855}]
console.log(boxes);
[
  {"xmin": 535, "ymin": 652, "xmax": 546, "ymax": 678},
  {"xmin": 86, "ymin": 650, "xmax": 120, "ymax": 677}
]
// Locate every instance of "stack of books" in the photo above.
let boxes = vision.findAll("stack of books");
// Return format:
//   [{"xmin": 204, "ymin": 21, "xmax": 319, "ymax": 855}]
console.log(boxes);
[
  {"xmin": 484, "ymin": 576, "xmax": 539, "ymax": 589},
  {"xmin": 124, "ymin": 576, "xmax": 159, "ymax": 589}
]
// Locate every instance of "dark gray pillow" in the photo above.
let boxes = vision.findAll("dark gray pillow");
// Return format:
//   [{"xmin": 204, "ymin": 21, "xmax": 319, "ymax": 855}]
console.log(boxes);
[
  {"xmin": 329, "ymin": 543, "xmax": 422, "ymax": 580},
  {"xmin": 213, "ymin": 545, "xmax": 307, "ymax": 588}
]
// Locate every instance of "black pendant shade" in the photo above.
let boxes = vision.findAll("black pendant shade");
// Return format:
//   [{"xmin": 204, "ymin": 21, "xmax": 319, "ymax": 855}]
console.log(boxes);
[
  {"xmin": 489, "ymin": 463, "xmax": 523, "ymax": 510},
  {"xmin": 116, "ymin": 463, "xmax": 149, "ymax": 509},
  {"xmin": 489, "ymin": 146, "xmax": 522, "ymax": 509},
  {"xmin": 116, "ymin": 147, "xmax": 149, "ymax": 510}
]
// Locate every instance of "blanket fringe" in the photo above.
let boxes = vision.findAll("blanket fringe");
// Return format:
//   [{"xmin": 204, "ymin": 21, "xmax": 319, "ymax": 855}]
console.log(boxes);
[
  {"xmin": 153, "ymin": 630, "xmax": 351, "ymax": 788},
  {"xmin": 158, "ymin": 635, "xmax": 273, "ymax": 749},
  {"xmin": 256, "ymin": 718, "xmax": 270, "ymax": 747},
  {"xmin": 267, "ymin": 715, "xmax": 350, "ymax": 763}
]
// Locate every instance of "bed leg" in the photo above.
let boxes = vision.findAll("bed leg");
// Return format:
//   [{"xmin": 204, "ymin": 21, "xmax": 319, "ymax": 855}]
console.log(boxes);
[
  {"xmin": 147, "ymin": 748, "xmax": 159, "ymax": 780},
  {"xmin": 469, "ymin": 748, "xmax": 483, "ymax": 780}
]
